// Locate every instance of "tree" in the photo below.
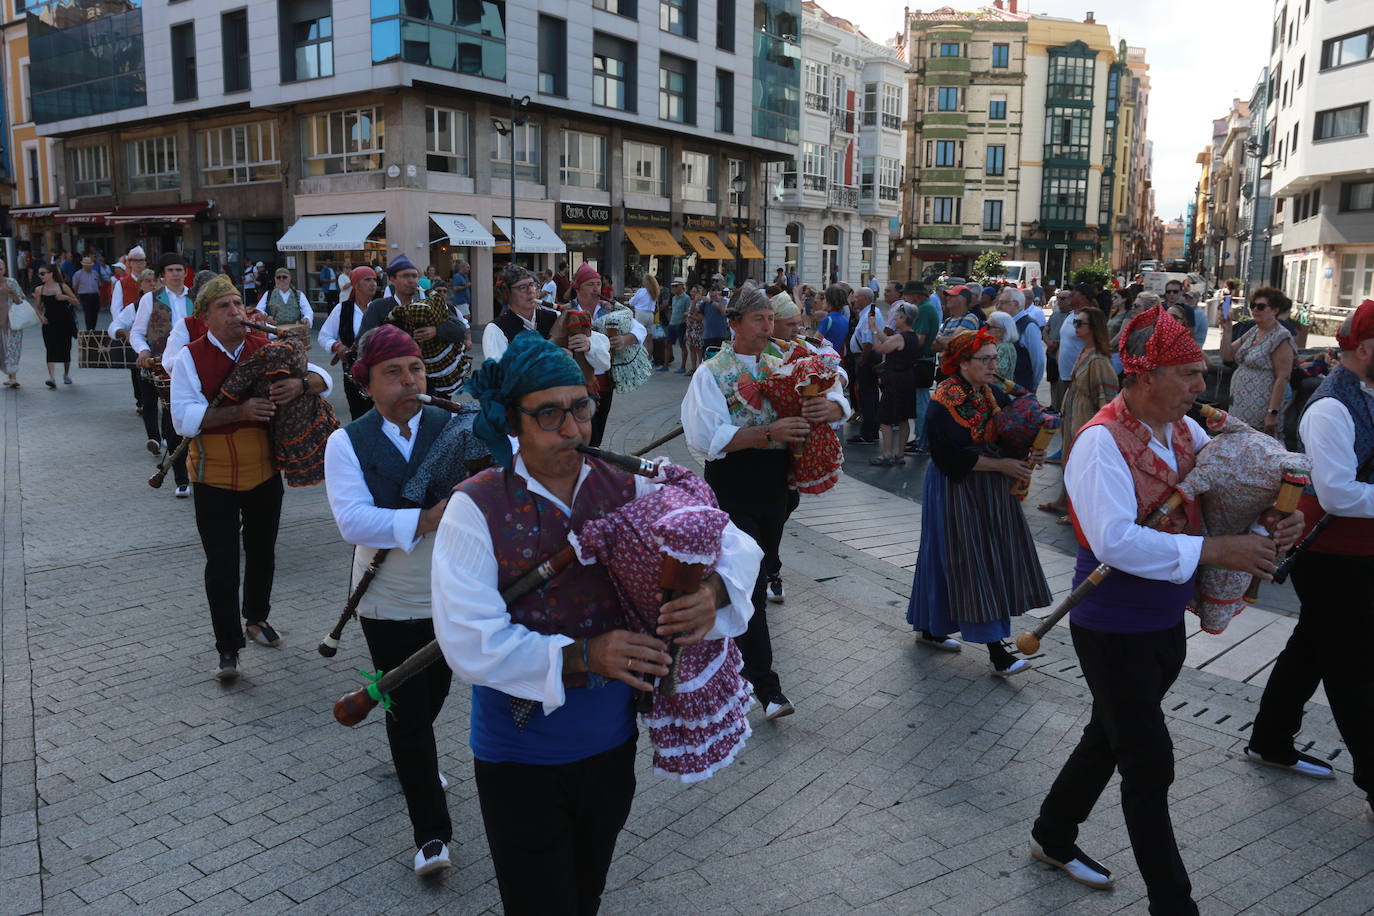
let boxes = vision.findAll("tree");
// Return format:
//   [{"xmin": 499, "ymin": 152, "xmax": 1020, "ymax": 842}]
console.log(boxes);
[
  {"xmin": 1071, "ymin": 257, "xmax": 1113, "ymax": 289},
  {"xmin": 971, "ymin": 250, "xmax": 1005, "ymax": 287}
]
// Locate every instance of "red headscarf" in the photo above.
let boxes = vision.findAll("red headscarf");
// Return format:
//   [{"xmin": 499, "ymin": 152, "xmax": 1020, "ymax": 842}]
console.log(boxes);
[
  {"xmin": 1118, "ymin": 305, "xmax": 1206, "ymax": 375},
  {"xmin": 573, "ymin": 262, "xmax": 600, "ymax": 290},
  {"xmin": 350, "ymin": 324, "xmax": 422, "ymax": 386},
  {"xmin": 940, "ymin": 326, "xmax": 996, "ymax": 376},
  {"xmin": 1337, "ymin": 299, "xmax": 1374, "ymax": 350}
]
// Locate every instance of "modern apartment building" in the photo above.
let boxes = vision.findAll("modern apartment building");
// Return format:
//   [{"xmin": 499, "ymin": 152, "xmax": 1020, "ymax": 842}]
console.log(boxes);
[
  {"xmin": 1266, "ymin": 0, "xmax": 1374, "ymax": 324},
  {"xmin": 765, "ymin": 1, "xmax": 904, "ymax": 289},
  {"xmin": 3, "ymin": 0, "xmax": 59, "ymax": 258},
  {"xmin": 26, "ymin": 0, "xmax": 801, "ymax": 323}
]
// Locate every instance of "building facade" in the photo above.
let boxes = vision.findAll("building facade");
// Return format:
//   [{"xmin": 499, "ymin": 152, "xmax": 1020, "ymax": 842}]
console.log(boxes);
[
  {"xmin": 27, "ymin": 0, "xmax": 802, "ymax": 325},
  {"xmin": 3, "ymin": 0, "xmax": 60, "ymax": 262},
  {"xmin": 764, "ymin": 1, "xmax": 904, "ymax": 291},
  {"xmin": 1265, "ymin": 0, "xmax": 1374, "ymax": 326},
  {"xmin": 1236, "ymin": 66, "xmax": 1277, "ymax": 294},
  {"xmin": 1207, "ymin": 99, "xmax": 1251, "ymax": 286}
]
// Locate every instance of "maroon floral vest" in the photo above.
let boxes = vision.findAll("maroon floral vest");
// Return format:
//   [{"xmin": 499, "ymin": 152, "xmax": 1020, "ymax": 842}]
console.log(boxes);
[{"xmin": 458, "ymin": 457, "xmax": 636, "ymax": 638}]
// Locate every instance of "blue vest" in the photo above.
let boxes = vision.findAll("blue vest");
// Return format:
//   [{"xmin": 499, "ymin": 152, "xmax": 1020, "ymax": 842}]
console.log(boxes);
[
  {"xmin": 343, "ymin": 405, "xmax": 449, "ymax": 509},
  {"xmin": 1306, "ymin": 366, "xmax": 1374, "ymax": 468}
]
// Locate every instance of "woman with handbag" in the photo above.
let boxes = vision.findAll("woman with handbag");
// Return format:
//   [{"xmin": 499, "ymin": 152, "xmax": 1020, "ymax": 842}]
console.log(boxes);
[
  {"xmin": 2, "ymin": 259, "xmax": 33, "ymax": 387},
  {"xmin": 35, "ymin": 264, "xmax": 80, "ymax": 388}
]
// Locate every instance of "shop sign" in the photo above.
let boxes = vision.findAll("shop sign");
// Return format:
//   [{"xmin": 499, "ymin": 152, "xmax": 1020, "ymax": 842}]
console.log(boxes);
[
  {"xmin": 560, "ymin": 202, "xmax": 611, "ymax": 229},
  {"xmin": 684, "ymin": 213, "xmax": 719, "ymax": 231},
  {"xmin": 625, "ymin": 208, "xmax": 671, "ymax": 228}
]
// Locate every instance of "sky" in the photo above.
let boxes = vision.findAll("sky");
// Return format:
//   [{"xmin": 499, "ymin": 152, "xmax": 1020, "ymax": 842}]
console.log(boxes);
[{"xmin": 839, "ymin": 0, "xmax": 1272, "ymax": 222}]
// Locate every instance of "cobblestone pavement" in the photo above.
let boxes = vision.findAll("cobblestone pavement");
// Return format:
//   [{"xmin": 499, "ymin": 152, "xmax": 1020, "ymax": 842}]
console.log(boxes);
[{"xmin": 1, "ymin": 353, "xmax": 1370, "ymax": 915}]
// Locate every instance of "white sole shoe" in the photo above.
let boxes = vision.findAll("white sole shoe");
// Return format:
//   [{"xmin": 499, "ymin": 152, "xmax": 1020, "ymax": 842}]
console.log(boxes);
[
  {"xmin": 917, "ymin": 635, "xmax": 962, "ymax": 652},
  {"xmin": 993, "ymin": 658, "xmax": 1029, "ymax": 677},
  {"xmin": 413, "ymin": 841, "xmax": 452, "ymax": 876},
  {"xmin": 764, "ymin": 699, "xmax": 795, "ymax": 720},
  {"xmin": 1244, "ymin": 747, "xmax": 1336, "ymax": 780},
  {"xmin": 1030, "ymin": 839, "xmax": 1113, "ymax": 889}
]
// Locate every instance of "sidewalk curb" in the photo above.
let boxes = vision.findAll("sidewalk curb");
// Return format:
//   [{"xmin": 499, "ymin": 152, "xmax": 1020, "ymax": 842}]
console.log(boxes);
[{"xmin": 0, "ymin": 391, "xmax": 42, "ymax": 915}]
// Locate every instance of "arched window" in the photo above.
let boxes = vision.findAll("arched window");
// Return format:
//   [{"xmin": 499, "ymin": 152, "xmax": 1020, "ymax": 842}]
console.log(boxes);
[
  {"xmin": 821, "ymin": 226, "xmax": 841, "ymax": 286},
  {"xmin": 785, "ymin": 222, "xmax": 802, "ymax": 274}
]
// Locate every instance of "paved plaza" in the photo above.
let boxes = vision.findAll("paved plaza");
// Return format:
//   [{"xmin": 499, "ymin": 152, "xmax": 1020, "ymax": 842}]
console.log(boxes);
[{"xmin": 1, "ymin": 350, "xmax": 1371, "ymax": 914}]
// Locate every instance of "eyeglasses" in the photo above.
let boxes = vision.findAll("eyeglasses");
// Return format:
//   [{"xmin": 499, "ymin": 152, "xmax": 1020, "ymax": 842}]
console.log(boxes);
[
  {"xmin": 1165, "ymin": 288, "xmax": 1183, "ymax": 294},
  {"xmin": 517, "ymin": 396, "xmax": 597, "ymax": 430},
  {"xmin": 510, "ymin": 281, "xmax": 536, "ymax": 292},
  {"xmin": 968, "ymin": 355, "xmax": 999, "ymax": 365}
]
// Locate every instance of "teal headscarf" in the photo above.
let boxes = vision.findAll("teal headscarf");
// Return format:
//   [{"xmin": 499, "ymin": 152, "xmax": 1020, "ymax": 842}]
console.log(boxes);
[{"xmin": 464, "ymin": 330, "xmax": 586, "ymax": 468}]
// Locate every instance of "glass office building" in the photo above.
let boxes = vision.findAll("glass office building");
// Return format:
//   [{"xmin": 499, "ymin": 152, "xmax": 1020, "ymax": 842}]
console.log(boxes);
[
  {"xmin": 370, "ymin": 0, "xmax": 506, "ymax": 81},
  {"xmin": 752, "ymin": 0, "xmax": 801, "ymax": 145},
  {"xmin": 27, "ymin": 0, "xmax": 147, "ymax": 124}
]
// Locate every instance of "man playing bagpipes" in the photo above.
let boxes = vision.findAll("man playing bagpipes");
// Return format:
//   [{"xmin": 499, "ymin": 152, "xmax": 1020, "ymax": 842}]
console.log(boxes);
[
  {"xmin": 318, "ymin": 266, "xmax": 379, "ymax": 421},
  {"xmin": 131, "ymin": 252, "xmax": 195, "ymax": 496},
  {"xmin": 169, "ymin": 276, "xmax": 334, "ymax": 681},
  {"xmin": 357, "ymin": 254, "xmax": 469, "ymax": 393},
  {"xmin": 1248, "ymin": 298, "xmax": 1374, "ymax": 817},
  {"xmin": 480, "ymin": 263, "xmax": 611, "ymax": 372},
  {"xmin": 430, "ymin": 331, "xmax": 760, "ymax": 914},
  {"xmin": 1030, "ymin": 306, "xmax": 1306, "ymax": 913},
  {"xmin": 682, "ymin": 282, "xmax": 851, "ymax": 721},
  {"xmin": 322, "ymin": 325, "xmax": 457, "ymax": 876}
]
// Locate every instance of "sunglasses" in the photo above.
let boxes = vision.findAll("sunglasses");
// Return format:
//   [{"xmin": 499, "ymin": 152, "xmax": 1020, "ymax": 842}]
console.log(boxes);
[
  {"xmin": 1165, "ymin": 288, "xmax": 1182, "ymax": 294},
  {"xmin": 1072, "ymin": 319, "xmax": 1087, "ymax": 327},
  {"xmin": 1251, "ymin": 301, "xmax": 1271, "ymax": 311}
]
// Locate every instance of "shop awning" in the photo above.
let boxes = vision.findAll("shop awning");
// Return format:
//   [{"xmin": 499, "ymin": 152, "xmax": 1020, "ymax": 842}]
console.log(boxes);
[
  {"xmin": 106, "ymin": 201, "xmax": 210, "ymax": 225},
  {"xmin": 682, "ymin": 230, "xmax": 732, "ymax": 260},
  {"xmin": 53, "ymin": 209, "xmax": 112, "ymax": 225},
  {"xmin": 9, "ymin": 205, "xmax": 57, "ymax": 220},
  {"xmin": 728, "ymin": 233, "xmax": 765, "ymax": 259},
  {"xmin": 624, "ymin": 227, "xmax": 684, "ymax": 256},
  {"xmin": 276, "ymin": 213, "xmax": 386, "ymax": 251},
  {"xmin": 492, "ymin": 217, "xmax": 566, "ymax": 254},
  {"xmin": 430, "ymin": 213, "xmax": 496, "ymax": 247}
]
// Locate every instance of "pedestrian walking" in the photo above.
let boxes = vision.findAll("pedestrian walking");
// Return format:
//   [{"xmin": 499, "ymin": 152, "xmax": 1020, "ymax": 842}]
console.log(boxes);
[
  {"xmin": 72, "ymin": 256, "xmax": 103, "ymax": 331},
  {"xmin": 1, "ymin": 260, "xmax": 28, "ymax": 388},
  {"xmin": 35, "ymin": 264, "xmax": 79, "ymax": 388}
]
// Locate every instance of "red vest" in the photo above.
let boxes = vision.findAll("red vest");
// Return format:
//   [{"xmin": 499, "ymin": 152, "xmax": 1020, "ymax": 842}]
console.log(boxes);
[
  {"xmin": 116, "ymin": 274, "xmax": 140, "ymax": 311},
  {"xmin": 183, "ymin": 314, "xmax": 208, "ymax": 345},
  {"xmin": 1069, "ymin": 394, "xmax": 1202, "ymax": 548},
  {"xmin": 187, "ymin": 334, "xmax": 271, "ymax": 435}
]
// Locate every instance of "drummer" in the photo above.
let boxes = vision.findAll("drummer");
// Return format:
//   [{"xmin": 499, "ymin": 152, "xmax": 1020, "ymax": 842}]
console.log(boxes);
[
  {"xmin": 430, "ymin": 330, "xmax": 759, "ymax": 912},
  {"xmin": 1030, "ymin": 305, "xmax": 1305, "ymax": 913},
  {"xmin": 318, "ymin": 265, "xmax": 378, "ymax": 421},
  {"xmin": 682, "ymin": 282, "xmax": 850, "ymax": 720},
  {"xmin": 169, "ymin": 275, "xmax": 333, "ymax": 682},
  {"xmin": 1247, "ymin": 298, "xmax": 1374, "ymax": 815},
  {"xmin": 323, "ymin": 325, "xmax": 456, "ymax": 875}
]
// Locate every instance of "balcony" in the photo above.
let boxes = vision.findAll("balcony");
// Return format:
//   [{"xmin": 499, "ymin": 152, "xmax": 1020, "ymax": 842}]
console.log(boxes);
[
  {"xmin": 832, "ymin": 108, "xmax": 855, "ymax": 134},
  {"xmin": 804, "ymin": 91, "xmax": 829, "ymax": 113},
  {"xmin": 802, "ymin": 174, "xmax": 828, "ymax": 192},
  {"xmin": 830, "ymin": 185, "xmax": 858, "ymax": 209},
  {"xmin": 882, "ymin": 112, "xmax": 901, "ymax": 130}
]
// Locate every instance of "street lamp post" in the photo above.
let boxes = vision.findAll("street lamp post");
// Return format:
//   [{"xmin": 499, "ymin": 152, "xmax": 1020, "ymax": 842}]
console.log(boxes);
[
  {"xmin": 491, "ymin": 95, "xmax": 531, "ymax": 265},
  {"xmin": 731, "ymin": 171, "xmax": 746, "ymax": 287}
]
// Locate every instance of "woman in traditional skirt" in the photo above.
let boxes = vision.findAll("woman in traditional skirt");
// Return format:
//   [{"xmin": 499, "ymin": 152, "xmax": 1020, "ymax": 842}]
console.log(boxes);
[{"xmin": 907, "ymin": 327, "xmax": 1052, "ymax": 675}]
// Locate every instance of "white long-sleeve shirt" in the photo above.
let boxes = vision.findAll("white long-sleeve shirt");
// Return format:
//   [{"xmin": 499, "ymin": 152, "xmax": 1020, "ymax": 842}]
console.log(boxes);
[
  {"xmin": 107, "ymin": 303, "xmax": 136, "ymax": 341},
  {"xmin": 1065, "ymin": 418, "xmax": 1209, "ymax": 584},
  {"xmin": 323, "ymin": 413, "xmax": 425, "ymax": 552},
  {"xmin": 130, "ymin": 287, "xmax": 191, "ymax": 355},
  {"xmin": 316, "ymin": 300, "xmax": 365, "ymax": 354},
  {"xmin": 1299, "ymin": 387, "xmax": 1374, "ymax": 519},
  {"xmin": 431, "ymin": 455, "xmax": 761, "ymax": 714},
  {"xmin": 480, "ymin": 315, "xmax": 612, "ymax": 373},
  {"xmin": 169, "ymin": 331, "xmax": 332, "ymax": 437},
  {"xmin": 682, "ymin": 353, "xmax": 852, "ymax": 463}
]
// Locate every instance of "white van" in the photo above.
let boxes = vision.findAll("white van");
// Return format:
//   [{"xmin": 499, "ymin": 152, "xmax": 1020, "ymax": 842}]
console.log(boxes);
[{"xmin": 1002, "ymin": 260, "xmax": 1043, "ymax": 290}]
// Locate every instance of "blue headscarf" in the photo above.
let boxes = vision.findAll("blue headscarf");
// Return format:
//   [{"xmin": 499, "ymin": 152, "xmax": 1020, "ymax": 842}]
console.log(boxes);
[{"xmin": 463, "ymin": 330, "xmax": 586, "ymax": 468}]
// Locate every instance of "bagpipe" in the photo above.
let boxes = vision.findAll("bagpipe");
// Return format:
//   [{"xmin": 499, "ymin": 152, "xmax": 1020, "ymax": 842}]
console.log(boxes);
[
  {"xmin": 591, "ymin": 305, "xmax": 652, "ymax": 393},
  {"xmin": 1272, "ymin": 451, "xmax": 1374, "ymax": 584},
  {"xmin": 332, "ymin": 435, "xmax": 749, "ymax": 783},
  {"xmin": 758, "ymin": 338, "xmax": 844, "ymax": 495},
  {"xmin": 149, "ymin": 320, "xmax": 340, "ymax": 488},
  {"xmin": 1016, "ymin": 404, "xmax": 1311, "ymax": 654},
  {"xmin": 991, "ymin": 376, "xmax": 1060, "ymax": 501},
  {"xmin": 385, "ymin": 287, "xmax": 471, "ymax": 398}
]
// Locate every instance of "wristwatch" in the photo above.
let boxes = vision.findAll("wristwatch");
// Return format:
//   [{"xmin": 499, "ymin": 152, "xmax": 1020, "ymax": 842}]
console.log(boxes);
[{"xmin": 1267, "ymin": 409, "xmax": 1280, "ymax": 416}]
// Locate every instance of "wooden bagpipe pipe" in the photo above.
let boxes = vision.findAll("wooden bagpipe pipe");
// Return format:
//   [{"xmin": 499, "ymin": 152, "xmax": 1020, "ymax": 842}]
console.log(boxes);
[
  {"xmin": 149, "ymin": 320, "xmax": 339, "ymax": 489},
  {"xmin": 991, "ymin": 376, "xmax": 1060, "ymax": 500},
  {"xmin": 1016, "ymin": 403, "xmax": 1311, "ymax": 653},
  {"xmin": 331, "ymin": 436, "xmax": 684, "ymax": 726}
]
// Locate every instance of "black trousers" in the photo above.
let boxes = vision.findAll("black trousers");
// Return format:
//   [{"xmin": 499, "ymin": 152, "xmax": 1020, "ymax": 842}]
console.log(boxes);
[
  {"xmin": 855, "ymin": 362, "xmax": 880, "ymax": 440},
  {"xmin": 1250, "ymin": 551, "xmax": 1373, "ymax": 802},
  {"xmin": 762, "ymin": 488, "xmax": 801, "ymax": 581},
  {"xmin": 589, "ymin": 388, "xmax": 614, "ymax": 448},
  {"xmin": 192, "ymin": 476, "xmax": 283, "ymax": 654},
  {"xmin": 139, "ymin": 380, "xmax": 188, "ymax": 486},
  {"xmin": 359, "ymin": 616, "xmax": 453, "ymax": 849},
  {"xmin": 79, "ymin": 292, "xmax": 100, "ymax": 331},
  {"xmin": 1034, "ymin": 621, "xmax": 1196, "ymax": 916},
  {"xmin": 474, "ymin": 736, "xmax": 636, "ymax": 915},
  {"xmin": 716, "ymin": 495, "xmax": 787, "ymax": 699},
  {"xmin": 130, "ymin": 368, "xmax": 144, "ymax": 412}
]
